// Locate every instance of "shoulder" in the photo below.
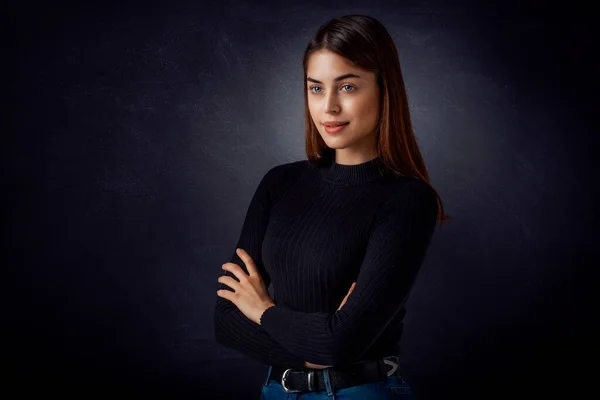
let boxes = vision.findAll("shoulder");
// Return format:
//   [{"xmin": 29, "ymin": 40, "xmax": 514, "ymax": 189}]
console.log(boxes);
[
  {"xmin": 380, "ymin": 176, "xmax": 438, "ymax": 218},
  {"xmin": 262, "ymin": 159, "xmax": 309, "ymax": 184},
  {"xmin": 267, "ymin": 159, "xmax": 308, "ymax": 176},
  {"xmin": 256, "ymin": 160, "xmax": 310, "ymax": 199}
]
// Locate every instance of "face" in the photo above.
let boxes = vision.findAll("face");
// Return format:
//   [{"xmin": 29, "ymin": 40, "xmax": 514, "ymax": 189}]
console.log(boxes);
[{"xmin": 306, "ymin": 50, "xmax": 381, "ymax": 164}]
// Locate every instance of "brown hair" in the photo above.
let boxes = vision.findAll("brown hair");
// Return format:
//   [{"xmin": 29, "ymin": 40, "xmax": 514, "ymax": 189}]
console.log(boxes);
[{"xmin": 303, "ymin": 14, "xmax": 450, "ymax": 225}]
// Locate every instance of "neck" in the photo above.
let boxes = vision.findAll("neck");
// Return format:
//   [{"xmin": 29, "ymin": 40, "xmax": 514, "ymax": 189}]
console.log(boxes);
[{"xmin": 320, "ymin": 155, "xmax": 388, "ymax": 185}]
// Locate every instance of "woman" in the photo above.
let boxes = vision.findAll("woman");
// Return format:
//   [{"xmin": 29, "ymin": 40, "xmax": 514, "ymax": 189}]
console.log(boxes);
[{"xmin": 214, "ymin": 14, "xmax": 449, "ymax": 399}]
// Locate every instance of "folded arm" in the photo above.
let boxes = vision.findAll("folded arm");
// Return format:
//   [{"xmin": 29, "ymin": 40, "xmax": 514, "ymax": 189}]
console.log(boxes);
[
  {"xmin": 259, "ymin": 180, "xmax": 439, "ymax": 366},
  {"xmin": 213, "ymin": 167, "xmax": 305, "ymax": 369}
]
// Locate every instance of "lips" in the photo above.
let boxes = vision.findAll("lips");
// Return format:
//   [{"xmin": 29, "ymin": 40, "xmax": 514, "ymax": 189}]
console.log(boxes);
[
  {"xmin": 323, "ymin": 122, "xmax": 349, "ymax": 127},
  {"xmin": 324, "ymin": 122, "xmax": 349, "ymax": 134}
]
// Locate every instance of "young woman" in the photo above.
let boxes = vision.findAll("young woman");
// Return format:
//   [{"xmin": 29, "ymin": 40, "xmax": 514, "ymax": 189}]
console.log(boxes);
[{"xmin": 214, "ymin": 14, "xmax": 449, "ymax": 399}]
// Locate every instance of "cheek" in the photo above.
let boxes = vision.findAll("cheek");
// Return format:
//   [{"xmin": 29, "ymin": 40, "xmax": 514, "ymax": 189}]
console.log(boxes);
[
  {"xmin": 351, "ymin": 99, "xmax": 379, "ymax": 124},
  {"xmin": 307, "ymin": 103, "xmax": 318, "ymax": 120}
]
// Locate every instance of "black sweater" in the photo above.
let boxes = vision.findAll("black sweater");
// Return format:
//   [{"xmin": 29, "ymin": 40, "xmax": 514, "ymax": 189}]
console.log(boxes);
[{"xmin": 213, "ymin": 156, "xmax": 438, "ymax": 369}]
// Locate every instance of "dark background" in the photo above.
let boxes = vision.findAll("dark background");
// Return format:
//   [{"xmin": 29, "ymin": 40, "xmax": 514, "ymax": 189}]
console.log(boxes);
[{"xmin": 9, "ymin": 0, "xmax": 596, "ymax": 398}]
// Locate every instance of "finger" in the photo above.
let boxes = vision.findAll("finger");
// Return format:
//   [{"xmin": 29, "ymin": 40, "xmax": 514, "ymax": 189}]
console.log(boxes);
[
  {"xmin": 216, "ymin": 288, "xmax": 235, "ymax": 302},
  {"xmin": 345, "ymin": 283, "xmax": 356, "ymax": 296},
  {"xmin": 235, "ymin": 248, "xmax": 258, "ymax": 277},
  {"xmin": 218, "ymin": 275, "xmax": 242, "ymax": 292},
  {"xmin": 338, "ymin": 293, "xmax": 350, "ymax": 310},
  {"xmin": 338, "ymin": 283, "xmax": 356, "ymax": 310},
  {"xmin": 222, "ymin": 262, "xmax": 249, "ymax": 283}
]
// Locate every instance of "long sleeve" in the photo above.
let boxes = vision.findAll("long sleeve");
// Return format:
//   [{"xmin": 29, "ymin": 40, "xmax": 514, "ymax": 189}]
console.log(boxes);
[
  {"xmin": 213, "ymin": 166, "xmax": 305, "ymax": 369},
  {"xmin": 259, "ymin": 179, "xmax": 439, "ymax": 366}
]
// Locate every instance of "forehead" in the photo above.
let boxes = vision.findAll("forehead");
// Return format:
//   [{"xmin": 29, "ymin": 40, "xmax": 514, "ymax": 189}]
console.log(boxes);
[
  {"xmin": 307, "ymin": 50, "xmax": 358, "ymax": 74},
  {"xmin": 307, "ymin": 50, "xmax": 375, "ymax": 83}
]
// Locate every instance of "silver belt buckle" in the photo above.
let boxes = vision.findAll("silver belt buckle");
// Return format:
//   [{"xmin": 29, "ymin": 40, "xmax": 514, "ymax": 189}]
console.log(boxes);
[
  {"xmin": 383, "ymin": 358, "xmax": 399, "ymax": 377},
  {"xmin": 281, "ymin": 368, "xmax": 303, "ymax": 393}
]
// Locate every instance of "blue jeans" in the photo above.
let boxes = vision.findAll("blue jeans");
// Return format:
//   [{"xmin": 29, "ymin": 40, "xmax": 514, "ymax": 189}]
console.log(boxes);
[{"xmin": 260, "ymin": 356, "xmax": 416, "ymax": 399}]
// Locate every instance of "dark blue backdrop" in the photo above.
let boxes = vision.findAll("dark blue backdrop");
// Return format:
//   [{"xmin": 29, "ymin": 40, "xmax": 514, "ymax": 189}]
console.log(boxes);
[{"xmin": 9, "ymin": 0, "xmax": 595, "ymax": 398}]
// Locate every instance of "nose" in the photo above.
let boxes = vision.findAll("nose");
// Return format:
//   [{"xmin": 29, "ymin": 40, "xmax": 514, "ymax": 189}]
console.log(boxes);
[{"xmin": 324, "ymin": 92, "xmax": 340, "ymax": 114}]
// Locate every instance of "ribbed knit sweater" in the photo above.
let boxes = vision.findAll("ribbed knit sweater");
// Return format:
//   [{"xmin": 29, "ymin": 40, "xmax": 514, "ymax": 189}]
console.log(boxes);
[{"xmin": 213, "ymin": 156, "xmax": 438, "ymax": 370}]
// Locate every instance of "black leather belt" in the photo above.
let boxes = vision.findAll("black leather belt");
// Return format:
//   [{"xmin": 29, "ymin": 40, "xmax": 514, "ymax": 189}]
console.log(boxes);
[{"xmin": 269, "ymin": 357, "xmax": 399, "ymax": 393}]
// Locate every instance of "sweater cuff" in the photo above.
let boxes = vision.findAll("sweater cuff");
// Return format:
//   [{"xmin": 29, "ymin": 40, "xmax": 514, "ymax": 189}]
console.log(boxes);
[
  {"xmin": 259, "ymin": 302, "xmax": 296, "ymax": 338},
  {"xmin": 259, "ymin": 303, "xmax": 277, "ymax": 331}
]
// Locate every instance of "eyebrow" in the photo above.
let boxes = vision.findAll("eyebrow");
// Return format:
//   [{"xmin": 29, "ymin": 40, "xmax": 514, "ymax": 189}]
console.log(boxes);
[{"xmin": 306, "ymin": 73, "xmax": 361, "ymax": 84}]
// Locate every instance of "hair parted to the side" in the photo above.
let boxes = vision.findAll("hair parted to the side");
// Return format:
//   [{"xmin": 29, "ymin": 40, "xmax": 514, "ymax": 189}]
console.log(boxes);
[{"xmin": 303, "ymin": 14, "xmax": 450, "ymax": 225}]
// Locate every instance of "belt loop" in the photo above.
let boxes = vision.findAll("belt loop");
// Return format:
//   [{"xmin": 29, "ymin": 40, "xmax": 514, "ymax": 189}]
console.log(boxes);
[
  {"xmin": 263, "ymin": 366, "xmax": 272, "ymax": 387},
  {"xmin": 323, "ymin": 368, "xmax": 336, "ymax": 399}
]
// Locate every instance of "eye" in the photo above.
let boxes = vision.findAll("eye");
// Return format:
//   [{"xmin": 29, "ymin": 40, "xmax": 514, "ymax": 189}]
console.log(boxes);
[{"xmin": 308, "ymin": 84, "xmax": 356, "ymax": 93}]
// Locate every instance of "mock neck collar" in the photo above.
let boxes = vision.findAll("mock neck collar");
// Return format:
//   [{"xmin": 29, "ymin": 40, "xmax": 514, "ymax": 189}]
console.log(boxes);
[{"xmin": 320, "ymin": 156, "xmax": 388, "ymax": 185}]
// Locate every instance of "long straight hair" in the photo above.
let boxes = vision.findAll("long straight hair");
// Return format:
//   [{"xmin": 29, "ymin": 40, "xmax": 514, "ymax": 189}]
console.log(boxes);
[{"xmin": 303, "ymin": 15, "xmax": 450, "ymax": 225}]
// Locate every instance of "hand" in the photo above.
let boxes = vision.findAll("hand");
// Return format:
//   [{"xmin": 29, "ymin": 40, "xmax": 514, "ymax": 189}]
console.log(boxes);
[
  {"xmin": 304, "ymin": 282, "xmax": 357, "ymax": 369},
  {"xmin": 304, "ymin": 361, "xmax": 330, "ymax": 369},
  {"xmin": 337, "ymin": 281, "xmax": 356, "ymax": 311},
  {"xmin": 217, "ymin": 248, "xmax": 275, "ymax": 325}
]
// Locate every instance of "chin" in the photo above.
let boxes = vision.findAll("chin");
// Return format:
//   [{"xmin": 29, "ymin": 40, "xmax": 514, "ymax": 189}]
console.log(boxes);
[{"xmin": 320, "ymin": 138, "xmax": 343, "ymax": 149}]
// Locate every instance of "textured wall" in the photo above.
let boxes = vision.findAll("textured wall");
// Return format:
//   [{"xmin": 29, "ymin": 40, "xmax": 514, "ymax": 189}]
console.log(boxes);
[{"xmin": 10, "ymin": 0, "xmax": 595, "ymax": 398}]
